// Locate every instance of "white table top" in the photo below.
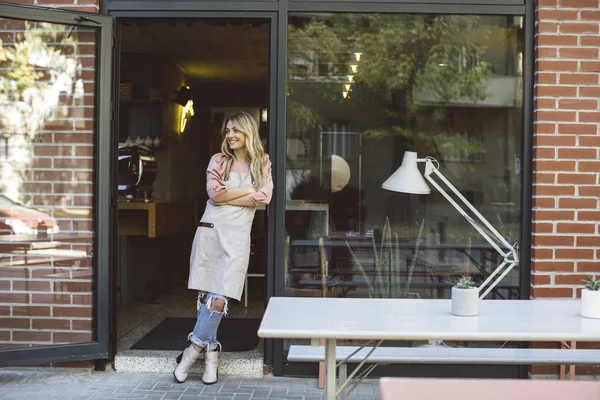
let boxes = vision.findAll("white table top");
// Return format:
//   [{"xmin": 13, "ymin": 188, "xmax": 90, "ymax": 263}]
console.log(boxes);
[{"xmin": 257, "ymin": 297, "xmax": 600, "ymax": 342}]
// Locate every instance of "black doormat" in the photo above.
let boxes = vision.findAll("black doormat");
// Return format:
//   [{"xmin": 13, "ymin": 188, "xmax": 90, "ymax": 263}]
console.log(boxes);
[{"xmin": 131, "ymin": 317, "xmax": 261, "ymax": 352}]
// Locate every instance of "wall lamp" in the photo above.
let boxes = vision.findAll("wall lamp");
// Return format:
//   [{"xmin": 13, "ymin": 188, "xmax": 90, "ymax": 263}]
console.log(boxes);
[{"xmin": 174, "ymin": 85, "xmax": 192, "ymax": 106}]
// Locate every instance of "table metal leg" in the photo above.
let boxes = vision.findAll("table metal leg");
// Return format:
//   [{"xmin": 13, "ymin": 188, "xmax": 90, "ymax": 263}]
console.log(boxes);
[
  {"xmin": 560, "ymin": 340, "xmax": 577, "ymax": 380},
  {"xmin": 338, "ymin": 363, "xmax": 347, "ymax": 400},
  {"xmin": 570, "ymin": 341, "xmax": 577, "ymax": 380},
  {"xmin": 324, "ymin": 339, "xmax": 337, "ymax": 400}
]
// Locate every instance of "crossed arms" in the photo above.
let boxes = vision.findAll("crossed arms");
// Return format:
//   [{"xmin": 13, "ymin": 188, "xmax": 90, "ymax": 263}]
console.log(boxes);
[{"xmin": 206, "ymin": 154, "xmax": 274, "ymax": 208}]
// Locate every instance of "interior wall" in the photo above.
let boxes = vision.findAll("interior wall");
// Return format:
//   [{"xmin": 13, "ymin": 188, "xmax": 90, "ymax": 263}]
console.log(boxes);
[
  {"xmin": 151, "ymin": 78, "xmax": 269, "ymax": 205},
  {"xmin": 159, "ymin": 63, "xmax": 203, "ymax": 203},
  {"xmin": 186, "ymin": 80, "xmax": 269, "ymax": 203},
  {"xmin": 116, "ymin": 57, "xmax": 196, "ymax": 307}
]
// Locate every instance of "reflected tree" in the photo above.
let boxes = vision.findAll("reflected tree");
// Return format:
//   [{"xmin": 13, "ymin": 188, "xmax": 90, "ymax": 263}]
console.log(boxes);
[
  {"xmin": 0, "ymin": 22, "xmax": 81, "ymax": 202},
  {"xmin": 287, "ymin": 14, "xmax": 493, "ymax": 158}
]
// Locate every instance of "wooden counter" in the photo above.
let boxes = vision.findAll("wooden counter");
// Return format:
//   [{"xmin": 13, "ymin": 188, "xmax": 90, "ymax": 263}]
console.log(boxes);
[{"xmin": 118, "ymin": 200, "xmax": 196, "ymax": 238}]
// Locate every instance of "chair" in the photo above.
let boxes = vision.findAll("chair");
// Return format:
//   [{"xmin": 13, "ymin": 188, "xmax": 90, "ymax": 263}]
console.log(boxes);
[
  {"xmin": 243, "ymin": 272, "xmax": 266, "ymax": 308},
  {"xmin": 243, "ymin": 238, "xmax": 267, "ymax": 308},
  {"xmin": 283, "ymin": 236, "xmax": 333, "ymax": 298},
  {"xmin": 379, "ymin": 378, "xmax": 600, "ymax": 400}
]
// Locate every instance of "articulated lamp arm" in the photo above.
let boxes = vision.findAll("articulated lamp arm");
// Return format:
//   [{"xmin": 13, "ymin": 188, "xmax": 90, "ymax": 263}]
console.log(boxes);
[{"xmin": 420, "ymin": 157, "xmax": 519, "ymax": 299}]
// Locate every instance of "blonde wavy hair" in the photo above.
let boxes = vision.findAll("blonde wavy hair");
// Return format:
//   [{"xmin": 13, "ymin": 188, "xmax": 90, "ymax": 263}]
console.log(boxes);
[{"xmin": 221, "ymin": 111, "xmax": 265, "ymax": 190}]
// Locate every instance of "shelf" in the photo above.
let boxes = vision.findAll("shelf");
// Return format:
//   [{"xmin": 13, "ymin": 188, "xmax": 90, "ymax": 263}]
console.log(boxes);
[{"xmin": 118, "ymin": 200, "xmax": 196, "ymax": 238}]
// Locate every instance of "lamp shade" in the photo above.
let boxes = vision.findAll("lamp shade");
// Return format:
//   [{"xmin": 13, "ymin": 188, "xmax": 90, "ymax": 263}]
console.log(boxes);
[
  {"xmin": 331, "ymin": 155, "xmax": 351, "ymax": 193},
  {"xmin": 382, "ymin": 151, "xmax": 431, "ymax": 194}
]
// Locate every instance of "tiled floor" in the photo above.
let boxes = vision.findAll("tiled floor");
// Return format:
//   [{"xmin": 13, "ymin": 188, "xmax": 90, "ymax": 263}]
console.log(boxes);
[{"xmin": 0, "ymin": 370, "xmax": 381, "ymax": 400}]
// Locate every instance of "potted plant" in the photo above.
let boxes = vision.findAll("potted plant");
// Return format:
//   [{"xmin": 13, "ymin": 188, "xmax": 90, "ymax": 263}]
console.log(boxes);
[
  {"xmin": 581, "ymin": 277, "xmax": 600, "ymax": 319},
  {"xmin": 451, "ymin": 276, "xmax": 479, "ymax": 317}
]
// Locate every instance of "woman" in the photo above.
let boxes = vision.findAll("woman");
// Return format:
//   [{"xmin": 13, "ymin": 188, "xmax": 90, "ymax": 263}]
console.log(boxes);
[{"xmin": 174, "ymin": 111, "xmax": 273, "ymax": 385}]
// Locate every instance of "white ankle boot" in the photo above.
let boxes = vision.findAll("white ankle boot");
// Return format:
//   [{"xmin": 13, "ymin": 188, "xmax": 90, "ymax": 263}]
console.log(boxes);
[
  {"xmin": 202, "ymin": 349, "xmax": 219, "ymax": 385},
  {"xmin": 173, "ymin": 344, "xmax": 201, "ymax": 383}
]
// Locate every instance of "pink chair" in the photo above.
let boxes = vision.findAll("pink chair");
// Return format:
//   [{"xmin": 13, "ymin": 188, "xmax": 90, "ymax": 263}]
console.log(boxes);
[{"xmin": 379, "ymin": 377, "xmax": 600, "ymax": 400}]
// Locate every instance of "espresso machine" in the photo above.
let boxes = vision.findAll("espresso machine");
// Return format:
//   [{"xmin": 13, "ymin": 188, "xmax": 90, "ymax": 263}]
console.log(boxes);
[{"xmin": 118, "ymin": 145, "xmax": 157, "ymax": 202}]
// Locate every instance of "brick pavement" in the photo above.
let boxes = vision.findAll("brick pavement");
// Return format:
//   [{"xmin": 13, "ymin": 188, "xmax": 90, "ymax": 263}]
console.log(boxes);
[{"xmin": 0, "ymin": 370, "xmax": 380, "ymax": 400}]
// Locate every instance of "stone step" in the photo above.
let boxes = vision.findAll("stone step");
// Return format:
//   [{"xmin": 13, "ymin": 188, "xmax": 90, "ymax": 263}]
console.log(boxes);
[{"xmin": 114, "ymin": 349, "xmax": 264, "ymax": 377}]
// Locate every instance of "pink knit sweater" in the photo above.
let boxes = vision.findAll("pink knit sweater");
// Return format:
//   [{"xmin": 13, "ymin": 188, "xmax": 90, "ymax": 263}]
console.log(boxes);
[{"xmin": 206, "ymin": 153, "xmax": 273, "ymax": 206}]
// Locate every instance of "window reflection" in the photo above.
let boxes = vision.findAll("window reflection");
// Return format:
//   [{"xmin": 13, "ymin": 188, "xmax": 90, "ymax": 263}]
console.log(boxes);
[
  {"xmin": 0, "ymin": 21, "xmax": 96, "ymax": 348},
  {"xmin": 285, "ymin": 14, "xmax": 523, "ymax": 301}
]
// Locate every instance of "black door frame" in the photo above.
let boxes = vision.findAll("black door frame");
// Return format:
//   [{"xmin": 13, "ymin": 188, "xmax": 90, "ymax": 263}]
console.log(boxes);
[
  {"xmin": 0, "ymin": 2, "xmax": 113, "ymax": 367},
  {"xmin": 103, "ymin": 0, "xmax": 534, "ymax": 378},
  {"xmin": 109, "ymin": 9, "xmax": 281, "ymax": 366}
]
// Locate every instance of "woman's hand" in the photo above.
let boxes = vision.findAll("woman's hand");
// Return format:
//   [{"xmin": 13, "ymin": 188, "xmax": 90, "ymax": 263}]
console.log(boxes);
[
  {"xmin": 223, "ymin": 196, "xmax": 256, "ymax": 207},
  {"xmin": 215, "ymin": 186, "xmax": 257, "ymax": 206},
  {"xmin": 215, "ymin": 186, "xmax": 255, "ymax": 204}
]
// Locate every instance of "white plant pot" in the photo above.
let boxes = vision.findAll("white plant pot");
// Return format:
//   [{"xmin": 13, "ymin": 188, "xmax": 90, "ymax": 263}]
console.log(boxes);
[
  {"xmin": 581, "ymin": 289, "xmax": 600, "ymax": 319},
  {"xmin": 451, "ymin": 287, "xmax": 479, "ymax": 317}
]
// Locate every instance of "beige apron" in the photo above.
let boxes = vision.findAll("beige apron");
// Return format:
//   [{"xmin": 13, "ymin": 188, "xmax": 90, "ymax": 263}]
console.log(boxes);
[{"xmin": 188, "ymin": 172, "xmax": 257, "ymax": 301}]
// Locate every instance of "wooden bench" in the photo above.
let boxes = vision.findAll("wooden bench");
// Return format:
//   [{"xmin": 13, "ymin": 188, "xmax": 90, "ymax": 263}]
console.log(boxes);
[
  {"xmin": 288, "ymin": 344, "xmax": 600, "ymax": 366},
  {"xmin": 288, "ymin": 344, "xmax": 600, "ymax": 399}
]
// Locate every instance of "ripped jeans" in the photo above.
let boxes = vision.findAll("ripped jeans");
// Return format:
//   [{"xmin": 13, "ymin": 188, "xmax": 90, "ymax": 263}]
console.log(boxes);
[{"xmin": 187, "ymin": 291, "xmax": 229, "ymax": 351}]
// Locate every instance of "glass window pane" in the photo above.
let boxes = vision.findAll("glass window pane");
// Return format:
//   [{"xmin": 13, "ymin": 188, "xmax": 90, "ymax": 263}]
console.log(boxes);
[
  {"xmin": 0, "ymin": 19, "xmax": 97, "ymax": 349},
  {"xmin": 285, "ymin": 13, "xmax": 524, "ymax": 302}
]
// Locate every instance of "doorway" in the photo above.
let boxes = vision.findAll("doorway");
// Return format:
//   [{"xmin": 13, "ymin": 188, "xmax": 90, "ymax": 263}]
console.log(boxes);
[{"xmin": 114, "ymin": 18, "xmax": 271, "ymax": 373}]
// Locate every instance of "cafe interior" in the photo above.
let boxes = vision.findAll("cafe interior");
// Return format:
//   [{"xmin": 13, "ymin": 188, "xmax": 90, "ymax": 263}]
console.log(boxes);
[{"xmin": 115, "ymin": 18, "xmax": 270, "ymax": 360}]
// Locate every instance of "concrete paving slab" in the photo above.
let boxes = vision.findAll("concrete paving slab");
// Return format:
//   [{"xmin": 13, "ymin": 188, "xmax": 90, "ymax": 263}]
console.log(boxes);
[{"xmin": 0, "ymin": 370, "xmax": 380, "ymax": 400}]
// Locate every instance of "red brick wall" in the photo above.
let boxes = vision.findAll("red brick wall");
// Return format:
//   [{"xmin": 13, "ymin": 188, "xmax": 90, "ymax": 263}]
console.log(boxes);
[
  {"xmin": 532, "ymin": 0, "xmax": 600, "ymax": 299},
  {"xmin": 0, "ymin": 4, "xmax": 98, "ymax": 351}
]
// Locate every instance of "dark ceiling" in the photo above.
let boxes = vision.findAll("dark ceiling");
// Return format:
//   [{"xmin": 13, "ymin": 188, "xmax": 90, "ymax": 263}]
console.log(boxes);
[{"xmin": 120, "ymin": 19, "xmax": 270, "ymax": 83}]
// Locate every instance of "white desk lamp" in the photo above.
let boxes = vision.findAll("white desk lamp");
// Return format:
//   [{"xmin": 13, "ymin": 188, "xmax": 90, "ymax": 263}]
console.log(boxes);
[{"xmin": 382, "ymin": 151, "xmax": 519, "ymax": 299}]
